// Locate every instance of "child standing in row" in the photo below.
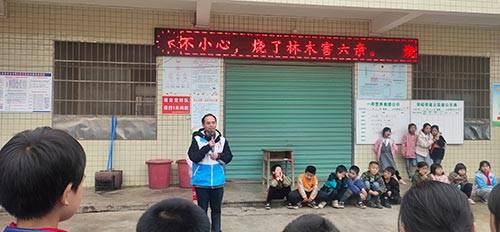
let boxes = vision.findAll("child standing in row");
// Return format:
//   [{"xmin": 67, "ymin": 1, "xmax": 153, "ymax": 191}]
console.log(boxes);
[
  {"xmin": 373, "ymin": 127, "xmax": 398, "ymax": 175},
  {"xmin": 449, "ymin": 163, "xmax": 475, "ymax": 204},
  {"xmin": 287, "ymin": 166, "xmax": 319, "ymax": 209},
  {"xmin": 401, "ymin": 123, "xmax": 418, "ymax": 179},
  {"xmin": 430, "ymin": 163, "xmax": 449, "ymax": 184},
  {"xmin": 412, "ymin": 161, "xmax": 430, "ymax": 186},
  {"xmin": 416, "ymin": 123, "xmax": 434, "ymax": 167},
  {"xmin": 381, "ymin": 167, "xmax": 401, "ymax": 208},
  {"xmin": 430, "ymin": 125, "xmax": 447, "ymax": 165},
  {"xmin": 317, "ymin": 165, "xmax": 349, "ymax": 209},
  {"xmin": 361, "ymin": 161, "xmax": 386, "ymax": 209}
]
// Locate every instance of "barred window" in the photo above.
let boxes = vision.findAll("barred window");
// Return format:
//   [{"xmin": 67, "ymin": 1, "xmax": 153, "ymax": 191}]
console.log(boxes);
[
  {"xmin": 413, "ymin": 55, "xmax": 490, "ymax": 140},
  {"xmin": 53, "ymin": 41, "xmax": 157, "ymax": 140}
]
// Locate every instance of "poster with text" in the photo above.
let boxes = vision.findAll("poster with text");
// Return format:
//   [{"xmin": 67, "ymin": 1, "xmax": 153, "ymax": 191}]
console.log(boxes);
[
  {"xmin": 357, "ymin": 63, "xmax": 408, "ymax": 99},
  {"xmin": 162, "ymin": 96, "xmax": 191, "ymax": 114},
  {"xmin": 162, "ymin": 57, "xmax": 222, "ymax": 130},
  {"xmin": 0, "ymin": 71, "xmax": 52, "ymax": 112},
  {"xmin": 356, "ymin": 100, "xmax": 410, "ymax": 144},
  {"xmin": 492, "ymin": 83, "xmax": 500, "ymax": 127},
  {"xmin": 411, "ymin": 100, "xmax": 464, "ymax": 144}
]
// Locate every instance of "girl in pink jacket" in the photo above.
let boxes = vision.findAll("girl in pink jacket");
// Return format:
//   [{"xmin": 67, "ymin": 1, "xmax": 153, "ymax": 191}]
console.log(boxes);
[{"xmin": 401, "ymin": 123, "xmax": 417, "ymax": 179}]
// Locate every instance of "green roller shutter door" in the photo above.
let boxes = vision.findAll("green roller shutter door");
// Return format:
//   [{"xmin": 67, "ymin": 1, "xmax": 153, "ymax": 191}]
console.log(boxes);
[{"xmin": 224, "ymin": 61, "xmax": 353, "ymax": 180}]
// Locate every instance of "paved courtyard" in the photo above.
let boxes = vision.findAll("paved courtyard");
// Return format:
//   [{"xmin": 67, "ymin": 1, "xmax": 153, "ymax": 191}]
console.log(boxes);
[{"xmin": 0, "ymin": 202, "xmax": 491, "ymax": 231}]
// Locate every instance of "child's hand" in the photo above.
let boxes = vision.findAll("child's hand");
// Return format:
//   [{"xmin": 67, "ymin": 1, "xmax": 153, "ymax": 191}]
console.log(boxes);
[{"xmin": 360, "ymin": 193, "xmax": 367, "ymax": 201}]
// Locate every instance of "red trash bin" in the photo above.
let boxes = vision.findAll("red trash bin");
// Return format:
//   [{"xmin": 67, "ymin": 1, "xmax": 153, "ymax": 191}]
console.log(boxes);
[
  {"xmin": 146, "ymin": 159, "xmax": 172, "ymax": 189},
  {"xmin": 176, "ymin": 159, "xmax": 191, "ymax": 188}
]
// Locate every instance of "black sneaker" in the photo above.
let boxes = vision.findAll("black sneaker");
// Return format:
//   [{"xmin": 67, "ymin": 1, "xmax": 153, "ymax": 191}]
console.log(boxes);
[
  {"xmin": 307, "ymin": 202, "xmax": 320, "ymax": 209},
  {"xmin": 367, "ymin": 201, "xmax": 376, "ymax": 208},
  {"xmin": 355, "ymin": 201, "xmax": 367, "ymax": 209},
  {"xmin": 287, "ymin": 203, "xmax": 299, "ymax": 210},
  {"xmin": 265, "ymin": 203, "xmax": 271, "ymax": 210},
  {"xmin": 375, "ymin": 202, "xmax": 384, "ymax": 209},
  {"xmin": 383, "ymin": 202, "xmax": 392, "ymax": 208}
]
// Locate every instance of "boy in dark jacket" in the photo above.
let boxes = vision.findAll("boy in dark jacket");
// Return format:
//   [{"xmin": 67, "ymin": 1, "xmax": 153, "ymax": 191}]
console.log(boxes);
[
  {"xmin": 381, "ymin": 167, "xmax": 401, "ymax": 208},
  {"xmin": 340, "ymin": 165, "xmax": 368, "ymax": 209},
  {"xmin": 316, "ymin": 165, "xmax": 349, "ymax": 209},
  {"xmin": 411, "ymin": 161, "xmax": 430, "ymax": 187},
  {"xmin": 361, "ymin": 161, "xmax": 386, "ymax": 209}
]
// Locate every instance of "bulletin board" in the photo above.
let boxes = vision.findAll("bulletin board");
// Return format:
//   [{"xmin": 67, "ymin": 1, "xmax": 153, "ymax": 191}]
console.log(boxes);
[
  {"xmin": 356, "ymin": 100, "xmax": 464, "ymax": 144},
  {"xmin": 162, "ymin": 57, "xmax": 222, "ymax": 131},
  {"xmin": 355, "ymin": 100, "xmax": 410, "ymax": 144},
  {"xmin": 410, "ymin": 100, "xmax": 464, "ymax": 144}
]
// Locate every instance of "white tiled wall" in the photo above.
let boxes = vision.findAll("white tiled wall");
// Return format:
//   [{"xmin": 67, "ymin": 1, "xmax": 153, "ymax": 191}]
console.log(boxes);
[{"xmin": 0, "ymin": 0, "xmax": 499, "ymax": 186}]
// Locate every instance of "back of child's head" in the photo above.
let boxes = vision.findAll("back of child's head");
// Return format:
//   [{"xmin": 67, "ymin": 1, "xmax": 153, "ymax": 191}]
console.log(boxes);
[
  {"xmin": 488, "ymin": 184, "xmax": 500, "ymax": 232},
  {"xmin": 335, "ymin": 165, "xmax": 347, "ymax": 174},
  {"xmin": 349, "ymin": 165, "xmax": 360, "ymax": 175},
  {"xmin": 137, "ymin": 198, "xmax": 210, "ymax": 232},
  {"xmin": 399, "ymin": 181, "xmax": 473, "ymax": 232},
  {"xmin": 305, "ymin": 165, "xmax": 316, "ymax": 175},
  {"xmin": 416, "ymin": 161, "xmax": 428, "ymax": 169},
  {"xmin": 282, "ymin": 214, "xmax": 339, "ymax": 232},
  {"xmin": 384, "ymin": 166, "xmax": 396, "ymax": 176},
  {"xmin": 0, "ymin": 127, "xmax": 86, "ymax": 220},
  {"xmin": 430, "ymin": 163, "xmax": 443, "ymax": 175},
  {"xmin": 453, "ymin": 163, "xmax": 467, "ymax": 174}
]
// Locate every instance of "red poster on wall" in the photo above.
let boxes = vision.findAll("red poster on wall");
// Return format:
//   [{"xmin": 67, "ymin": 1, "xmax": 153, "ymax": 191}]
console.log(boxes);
[
  {"xmin": 162, "ymin": 96, "xmax": 191, "ymax": 114},
  {"xmin": 155, "ymin": 28, "xmax": 418, "ymax": 63}
]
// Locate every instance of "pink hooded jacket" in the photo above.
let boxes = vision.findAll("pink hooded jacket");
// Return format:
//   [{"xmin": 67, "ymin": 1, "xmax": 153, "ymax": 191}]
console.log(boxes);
[{"xmin": 400, "ymin": 133, "xmax": 417, "ymax": 159}]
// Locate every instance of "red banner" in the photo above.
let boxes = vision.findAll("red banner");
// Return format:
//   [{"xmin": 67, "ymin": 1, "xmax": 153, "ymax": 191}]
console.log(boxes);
[
  {"xmin": 155, "ymin": 28, "xmax": 418, "ymax": 63},
  {"xmin": 162, "ymin": 96, "xmax": 191, "ymax": 115}
]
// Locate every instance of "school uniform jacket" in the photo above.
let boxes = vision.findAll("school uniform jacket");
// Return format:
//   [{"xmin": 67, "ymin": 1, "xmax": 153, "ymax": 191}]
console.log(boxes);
[{"xmin": 188, "ymin": 129, "xmax": 233, "ymax": 188}]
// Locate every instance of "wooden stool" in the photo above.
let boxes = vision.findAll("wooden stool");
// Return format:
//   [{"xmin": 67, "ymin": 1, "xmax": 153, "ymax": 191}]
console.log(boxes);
[{"xmin": 262, "ymin": 148, "xmax": 295, "ymax": 189}]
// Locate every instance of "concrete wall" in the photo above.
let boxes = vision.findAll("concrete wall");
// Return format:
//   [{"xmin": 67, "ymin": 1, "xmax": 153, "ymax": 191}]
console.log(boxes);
[{"xmin": 1, "ymin": 0, "xmax": 499, "ymax": 186}]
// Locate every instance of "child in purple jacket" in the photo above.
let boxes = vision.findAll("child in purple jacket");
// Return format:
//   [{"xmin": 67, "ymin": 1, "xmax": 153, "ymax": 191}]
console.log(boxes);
[{"xmin": 340, "ymin": 165, "xmax": 368, "ymax": 209}]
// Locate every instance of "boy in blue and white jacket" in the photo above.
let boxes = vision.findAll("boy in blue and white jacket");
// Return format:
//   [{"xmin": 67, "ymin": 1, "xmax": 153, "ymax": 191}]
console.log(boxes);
[{"xmin": 188, "ymin": 114, "xmax": 232, "ymax": 232}]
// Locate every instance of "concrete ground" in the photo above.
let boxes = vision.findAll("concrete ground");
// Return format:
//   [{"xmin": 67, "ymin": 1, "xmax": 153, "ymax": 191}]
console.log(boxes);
[
  {"xmin": 0, "ymin": 203, "xmax": 491, "ymax": 231},
  {"xmin": 0, "ymin": 182, "xmax": 492, "ymax": 231}
]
